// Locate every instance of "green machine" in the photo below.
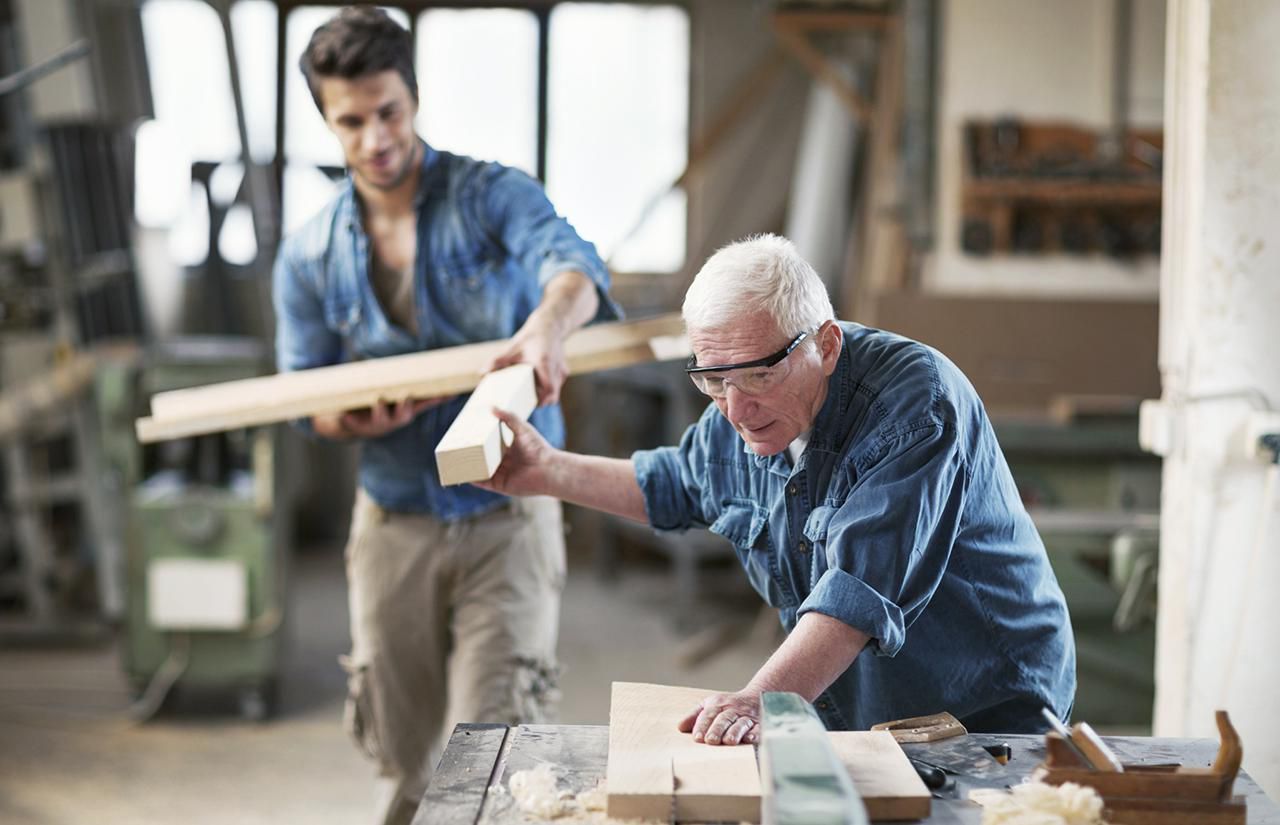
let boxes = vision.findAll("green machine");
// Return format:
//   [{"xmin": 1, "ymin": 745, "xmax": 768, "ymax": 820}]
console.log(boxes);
[{"xmin": 97, "ymin": 337, "xmax": 288, "ymax": 720}]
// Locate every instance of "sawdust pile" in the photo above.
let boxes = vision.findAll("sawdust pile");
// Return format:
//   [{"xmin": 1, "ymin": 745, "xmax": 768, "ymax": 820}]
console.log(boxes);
[
  {"xmin": 969, "ymin": 781, "xmax": 1107, "ymax": 825},
  {"xmin": 499, "ymin": 767, "xmax": 646, "ymax": 823}
]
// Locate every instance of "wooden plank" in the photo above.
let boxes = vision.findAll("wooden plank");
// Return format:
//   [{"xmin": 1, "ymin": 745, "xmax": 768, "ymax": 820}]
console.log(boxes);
[
  {"xmin": 413, "ymin": 723, "xmax": 509, "ymax": 825},
  {"xmin": 135, "ymin": 314, "xmax": 686, "ymax": 443},
  {"xmin": 846, "ymin": 17, "xmax": 905, "ymax": 326},
  {"xmin": 607, "ymin": 681, "xmax": 761, "ymax": 823},
  {"xmin": 434, "ymin": 364, "xmax": 536, "ymax": 486},
  {"xmin": 829, "ymin": 732, "xmax": 931, "ymax": 821}
]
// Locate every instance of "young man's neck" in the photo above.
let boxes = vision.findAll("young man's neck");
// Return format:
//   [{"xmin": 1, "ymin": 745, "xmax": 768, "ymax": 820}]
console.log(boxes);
[{"xmin": 353, "ymin": 141, "xmax": 423, "ymax": 217}]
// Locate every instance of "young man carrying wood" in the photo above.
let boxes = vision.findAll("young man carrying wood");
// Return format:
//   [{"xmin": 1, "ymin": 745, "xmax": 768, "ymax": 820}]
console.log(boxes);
[
  {"xmin": 481, "ymin": 234, "xmax": 1076, "ymax": 745},
  {"xmin": 274, "ymin": 8, "xmax": 619, "ymax": 823}
]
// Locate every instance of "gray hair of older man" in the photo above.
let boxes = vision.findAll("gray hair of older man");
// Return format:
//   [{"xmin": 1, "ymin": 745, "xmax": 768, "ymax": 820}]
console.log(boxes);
[{"xmin": 682, "ymin": 234, "xmax": 835, "ymax": 338}]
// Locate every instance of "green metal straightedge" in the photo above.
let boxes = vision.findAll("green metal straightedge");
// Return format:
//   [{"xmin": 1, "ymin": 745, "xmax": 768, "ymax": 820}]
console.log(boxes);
[{"xmin": 759, "ymin": 692, "xmax": 869, "ymax": 825}]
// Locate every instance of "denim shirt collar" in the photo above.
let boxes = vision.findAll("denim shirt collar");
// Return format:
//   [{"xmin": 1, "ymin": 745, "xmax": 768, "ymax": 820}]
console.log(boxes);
[{"xmin": 336, "ymin": 140, "xmax": 439, "ymax": 234}]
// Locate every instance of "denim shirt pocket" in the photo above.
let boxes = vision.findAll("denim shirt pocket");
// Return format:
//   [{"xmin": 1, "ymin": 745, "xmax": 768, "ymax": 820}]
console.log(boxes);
[
  {"xmin": 324, "ymin": 297, "xmax": 363, "ymax": 347},
  {"xmin": 710, "ymin": 501, "xmax": 783, "ymax": 606},
  {"xmin": 436, "ymin": 251, "xmax": 508, "ymax": 340}
]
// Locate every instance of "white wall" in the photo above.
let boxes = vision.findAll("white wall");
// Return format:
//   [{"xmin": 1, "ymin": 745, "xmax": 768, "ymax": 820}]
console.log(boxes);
[
  {"xmin": 926, "ymin": 0, "xmax": 1166, "ymax": 298},
  {"xmin": 1153, "ymin": 0, "xmax": 1280, "ymax": 798}
]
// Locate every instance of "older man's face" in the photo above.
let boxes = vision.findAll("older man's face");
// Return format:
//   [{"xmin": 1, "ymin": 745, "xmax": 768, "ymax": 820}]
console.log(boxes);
[{"xmin": 688, "ymin": 310, "xmax": 840, "ymax": 457}]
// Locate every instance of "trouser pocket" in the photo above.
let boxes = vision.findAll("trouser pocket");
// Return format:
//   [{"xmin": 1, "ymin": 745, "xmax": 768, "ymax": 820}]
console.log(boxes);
[
  {"xmin": 340, "ymin": 654, "xmax": 384, "ymax": 764},
  {"xmin": 511, "ymin": 655, "xmax": 562, "ymax": 723}
]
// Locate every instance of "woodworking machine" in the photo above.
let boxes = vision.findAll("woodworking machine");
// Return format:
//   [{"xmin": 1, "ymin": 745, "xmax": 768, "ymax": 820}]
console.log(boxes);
[{"xmin": 98, "ymin": 337, "xmax": 287, "ymax": 720}]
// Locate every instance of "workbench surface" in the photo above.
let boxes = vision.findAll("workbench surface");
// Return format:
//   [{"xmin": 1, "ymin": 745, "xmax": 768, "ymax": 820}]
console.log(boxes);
[{"xmin": 415, "ymin": 723, "xmax": 1280, "ymax": 825}]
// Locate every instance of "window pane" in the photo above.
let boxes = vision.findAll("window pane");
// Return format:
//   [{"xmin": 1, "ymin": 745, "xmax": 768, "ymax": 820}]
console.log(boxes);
[
  {"xmin": 282, "ymin": 165, "xmax": 340, "ymax": 235},
  {"xmin": 547, "ymin": 3, "xmax": 689, "ymax": 272},
  {"xmin": 415, "ymin": 9, "xmax": 538, "ymax": 174},
  {"xmin": 230, "ymin": 0, "xmax": 277, "ymax": 164},
  {"xmin": 141, "ymin": 0, "xmax": 239, "ymax": 163}
]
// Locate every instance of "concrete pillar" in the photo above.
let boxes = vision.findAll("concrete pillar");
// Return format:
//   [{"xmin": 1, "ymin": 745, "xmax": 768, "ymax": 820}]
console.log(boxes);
[{"xmin": 1150, "ymin": 0, "xmax": 1280, "ymax": 798}]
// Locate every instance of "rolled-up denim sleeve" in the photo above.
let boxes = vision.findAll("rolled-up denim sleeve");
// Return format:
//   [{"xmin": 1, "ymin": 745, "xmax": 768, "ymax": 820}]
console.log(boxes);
[
  {"xmin": 272, "ymin": 243, "xmax": 342, "ymax": 435},
  {"xmin": 632, "ymin": 418, "xmax": 715, "ymax": 531},
  {"xmin": 480, "ymin": 167, "xmax": 621, "ymax": 324},
  {"xmin": 798, "ymin": 422, "xmax": 967, "ymax": 657}
]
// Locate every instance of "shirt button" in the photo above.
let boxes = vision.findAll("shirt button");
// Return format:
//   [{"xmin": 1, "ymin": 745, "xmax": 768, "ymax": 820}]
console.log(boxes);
[
  {"xmin": 788, "ymin": 484, "xmax": 799, "ymax": 496},
  {"xmin": 797, "ymin": 540, "xmax": 809, "ymax": 554},
  {"xmin": 816, "ymin": 700, "xmax": 829, "ymax": 710}
]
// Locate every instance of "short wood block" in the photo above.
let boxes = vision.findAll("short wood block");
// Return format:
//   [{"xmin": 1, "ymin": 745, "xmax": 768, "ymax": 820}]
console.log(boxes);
[{"xmin": 434, "ymin": 364, "xmax": 537, "ymax": 486}]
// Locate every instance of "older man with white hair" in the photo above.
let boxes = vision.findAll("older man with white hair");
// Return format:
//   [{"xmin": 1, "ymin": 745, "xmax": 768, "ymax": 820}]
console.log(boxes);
[{"xmin": 481, "ymin": 234, "xmax": 1076, "ymax": 743}]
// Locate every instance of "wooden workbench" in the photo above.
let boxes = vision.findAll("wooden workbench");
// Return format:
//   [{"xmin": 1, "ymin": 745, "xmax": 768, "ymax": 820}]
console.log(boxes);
[{"xmin": 416, "ymin": 723, "xmax": 1280, "ymax": 825}]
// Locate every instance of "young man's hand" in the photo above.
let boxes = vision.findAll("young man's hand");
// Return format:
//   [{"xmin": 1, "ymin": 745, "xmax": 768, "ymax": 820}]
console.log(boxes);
[
  {"xmin": 678, "ymin": 687, "xmax": 763, "ymax": 746},
  {"xmin": 314, "ymin": 397, "xmax": 445, "ymax": 440},
  {"xmin": 483, "ymin": 315, "xmax": 568, "ymax": 407}
]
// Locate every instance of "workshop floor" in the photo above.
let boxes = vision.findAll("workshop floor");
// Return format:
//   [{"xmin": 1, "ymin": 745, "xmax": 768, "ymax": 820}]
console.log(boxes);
[{"xmin": 0, "ymin": 546, "xmax": 769, "ymax": 825}]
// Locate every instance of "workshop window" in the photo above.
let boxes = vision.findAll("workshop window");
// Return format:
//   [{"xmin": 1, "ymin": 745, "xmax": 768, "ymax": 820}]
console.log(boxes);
[
  {"xmin": 415, "ymin": 9, "xmax": 539, "ymax": 176},
  {"xmin": 136, "ymin": 0, "xmax": 276, "ymax": 265},
  {"xmin": 546, "ymin": 3, "xmax": 689, "ymax": 273}
]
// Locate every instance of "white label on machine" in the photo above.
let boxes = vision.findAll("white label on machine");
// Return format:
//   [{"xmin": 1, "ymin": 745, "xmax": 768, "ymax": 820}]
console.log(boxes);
[{"xmin": 147, "ymin": 558, "xmax": 248, "ymax": 630}]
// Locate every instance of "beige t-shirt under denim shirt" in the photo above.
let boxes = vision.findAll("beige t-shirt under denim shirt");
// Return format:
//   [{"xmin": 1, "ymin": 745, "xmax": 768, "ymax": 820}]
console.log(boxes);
[{"xmin": 369, "ymin": 251, "xmax": 417, "ymax": 336}]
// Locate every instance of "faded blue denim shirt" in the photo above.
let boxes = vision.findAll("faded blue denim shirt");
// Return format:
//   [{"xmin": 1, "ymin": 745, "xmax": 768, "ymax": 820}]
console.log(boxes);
[
  {"xmin": 634, "ymin": 322, "xmax": 1075, "ymax": 732},
  {"xmin": 274, "ymin": 142, "xmax": 620, "ymax": 518}
]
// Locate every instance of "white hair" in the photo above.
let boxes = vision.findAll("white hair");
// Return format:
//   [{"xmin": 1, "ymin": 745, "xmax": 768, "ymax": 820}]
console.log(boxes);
[{"xmin": 682, "ymin": 234, "xmax": 835, "ymax": 337}]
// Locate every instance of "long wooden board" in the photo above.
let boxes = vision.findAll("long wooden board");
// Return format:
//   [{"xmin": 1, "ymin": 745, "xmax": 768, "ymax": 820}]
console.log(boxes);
[
  {"xmin": 829, "ymin": 732, "xmax": 931, "ymax": 821},
  {"xmin": 434, "ymin": 364, "xmax": 536, "ymax": 486},
  {"xmin": 607, "ymin": 682, "xmax": 930, "ymax": 823},
  {"xmin": 135, "ymin": 314, "xmax": 687, "ymax": 443}
]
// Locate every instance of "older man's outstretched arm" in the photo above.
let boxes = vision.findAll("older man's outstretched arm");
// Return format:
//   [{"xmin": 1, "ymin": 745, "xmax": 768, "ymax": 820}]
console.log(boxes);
[{"xmin": 476, "ymin": 407, "xmax": 649, "ymax": 523}]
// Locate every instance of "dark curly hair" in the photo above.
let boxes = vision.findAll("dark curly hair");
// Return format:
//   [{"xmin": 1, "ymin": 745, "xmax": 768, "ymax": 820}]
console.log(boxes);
[{"xmin": 300, "ymin": 6, "xmax": 417, "ymax": 115}]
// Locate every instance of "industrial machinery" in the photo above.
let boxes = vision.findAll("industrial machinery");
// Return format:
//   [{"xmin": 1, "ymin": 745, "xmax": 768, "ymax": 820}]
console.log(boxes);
[{"xmin": 98, "ymin": 336, "xmax": 287, "ymax": 721}]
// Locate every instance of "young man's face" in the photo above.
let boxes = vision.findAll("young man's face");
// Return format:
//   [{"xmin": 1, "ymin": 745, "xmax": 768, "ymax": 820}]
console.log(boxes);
[{"xmin": 318, "ymin": 69, "xmax": 419, "ymax": 192}]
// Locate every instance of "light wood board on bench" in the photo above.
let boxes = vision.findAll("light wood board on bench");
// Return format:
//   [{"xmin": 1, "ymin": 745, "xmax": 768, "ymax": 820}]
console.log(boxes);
[{"xmin": 607, "ymin": 681, "xmax": 930, "ymax": 823}]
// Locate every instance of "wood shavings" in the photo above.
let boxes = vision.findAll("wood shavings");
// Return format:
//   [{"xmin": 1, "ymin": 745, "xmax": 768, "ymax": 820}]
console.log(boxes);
[
  {"xmin": 575, "ymin": 780, "xmax": 608, "ymax": 812},
  {"xmin": 509, "ymin": 764, "xmax": 570, "ymax": 818},
  {"xmin": 969, "ymin": 781, "xmax": 1107, "ymax": 825},
  {"xmin": 505, "ymin": 771, "xmax": 641, "ymax": 822}
]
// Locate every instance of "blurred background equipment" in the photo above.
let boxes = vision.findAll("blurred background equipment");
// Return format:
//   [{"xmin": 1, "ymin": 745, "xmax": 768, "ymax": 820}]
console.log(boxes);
[
  {"xmin": 959, "ymin": 119, "xmax": 1162, "ymax": 258},
  {"xmin": 99, "ymin": 337, "xmax": 286, "ymax": 720}
]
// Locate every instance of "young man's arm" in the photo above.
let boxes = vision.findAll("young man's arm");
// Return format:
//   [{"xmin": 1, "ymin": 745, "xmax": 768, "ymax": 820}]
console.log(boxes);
[
  {"xmin": 484, "ymin": 269, "xmax": 600, "ymax": 407},
  {"xmin": 475, "ymin": 407, "xmax": 647, "ymax": 522},
  {"xmin": 479, "ymin": 167, "xmax": 620, "ymax": 406}
]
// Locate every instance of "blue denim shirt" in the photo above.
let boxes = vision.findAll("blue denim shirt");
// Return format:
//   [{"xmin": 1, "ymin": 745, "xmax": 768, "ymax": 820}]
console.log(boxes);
[
  {"xmin": 634, "ymin": 322, "xmax": 1075, "ymax": 732},
  {"xmin": 274, "ymin": 142, "xmax": 620, "ymax": 518}
]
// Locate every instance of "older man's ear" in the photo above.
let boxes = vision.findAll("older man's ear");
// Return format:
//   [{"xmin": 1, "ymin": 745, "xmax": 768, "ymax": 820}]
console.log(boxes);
[{"xmin": 819, "ymin": 321, "xmax": 844, "ymax": 375}]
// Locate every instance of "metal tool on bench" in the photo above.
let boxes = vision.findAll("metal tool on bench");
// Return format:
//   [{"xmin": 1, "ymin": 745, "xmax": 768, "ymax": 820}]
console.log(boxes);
[
  {"xmin": 874, "ymin": 711, "xmax": 1021, "ymax": 797},
  {"xmin": 760, "ymin": 692, "xmax": 870, "ymax": 825}
]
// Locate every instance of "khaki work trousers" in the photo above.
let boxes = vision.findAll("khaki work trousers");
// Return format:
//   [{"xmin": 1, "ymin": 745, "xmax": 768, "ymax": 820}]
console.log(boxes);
[{"xmin": 341, "ymin": 490, "xmax": 566, "ymax": 825}]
